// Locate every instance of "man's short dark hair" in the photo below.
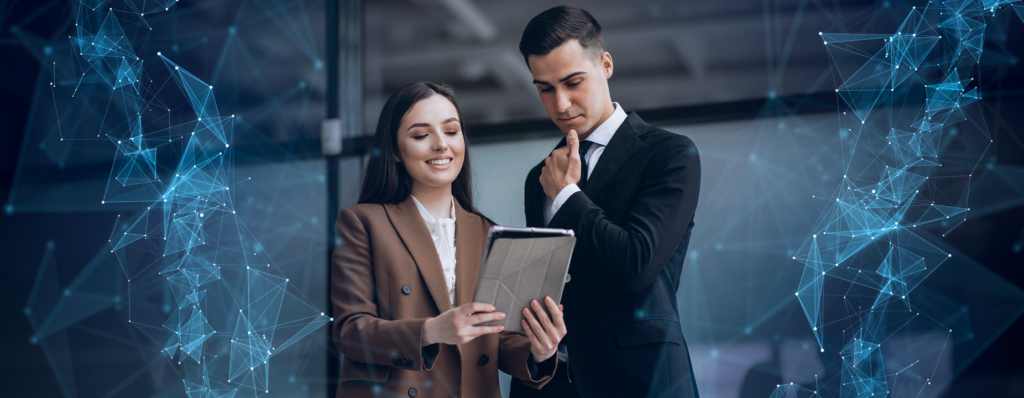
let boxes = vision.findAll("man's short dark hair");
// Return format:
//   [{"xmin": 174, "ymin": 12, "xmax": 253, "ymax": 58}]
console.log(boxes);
[{"xmin": 519, "ymin": 5, "xmax": 604, "ymax": 66}]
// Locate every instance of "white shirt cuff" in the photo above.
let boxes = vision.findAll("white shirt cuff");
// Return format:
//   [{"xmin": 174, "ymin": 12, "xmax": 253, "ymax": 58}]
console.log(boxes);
[{"xmin": 550, "ymin": 184, "xmax": 581, "ymax": 217}]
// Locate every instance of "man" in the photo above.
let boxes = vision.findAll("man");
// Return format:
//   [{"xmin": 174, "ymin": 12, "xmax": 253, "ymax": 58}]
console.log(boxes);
[{"xmin": 510, "ymin": 6, "xmax": 701, "ymax": 398}]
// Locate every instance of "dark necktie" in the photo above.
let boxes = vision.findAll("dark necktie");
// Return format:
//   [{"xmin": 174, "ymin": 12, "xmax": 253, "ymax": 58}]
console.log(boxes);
[{"xmin": 577, "ymin": 140, "xmax": 595, "ymax": 189}]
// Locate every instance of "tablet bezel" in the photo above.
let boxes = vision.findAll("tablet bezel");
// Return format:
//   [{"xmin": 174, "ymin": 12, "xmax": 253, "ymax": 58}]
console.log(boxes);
[{"xmin": 482, "ymin": 226, "xmax": 575, "ymax": 264}]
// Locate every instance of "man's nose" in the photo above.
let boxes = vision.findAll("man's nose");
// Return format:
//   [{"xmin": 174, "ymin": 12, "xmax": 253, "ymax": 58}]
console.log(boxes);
[{"xmin": 555, "ymin": 90, "xmax": 572, "ymax": 114}]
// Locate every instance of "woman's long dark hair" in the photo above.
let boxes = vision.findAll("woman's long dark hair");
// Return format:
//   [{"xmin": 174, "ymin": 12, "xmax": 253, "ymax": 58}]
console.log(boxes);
[{"xmin": 358, "ymin": 82, "xmax": 483, "ymax": 216}]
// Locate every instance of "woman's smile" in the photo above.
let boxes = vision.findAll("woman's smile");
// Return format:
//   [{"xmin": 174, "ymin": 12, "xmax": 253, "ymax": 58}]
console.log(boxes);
[{"xmin": 426, "ymin": 156, "xmax": 453, "ymax": 169}]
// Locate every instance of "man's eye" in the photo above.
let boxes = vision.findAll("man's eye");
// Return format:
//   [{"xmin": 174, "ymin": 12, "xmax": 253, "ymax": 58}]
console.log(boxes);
[
  {"xmin": 541, "ymin": 87, "xmax": 553, "ymax": 93},
  {"xmin": 568, "ymin": 81, "xmax": 580, "ymax": 87}
]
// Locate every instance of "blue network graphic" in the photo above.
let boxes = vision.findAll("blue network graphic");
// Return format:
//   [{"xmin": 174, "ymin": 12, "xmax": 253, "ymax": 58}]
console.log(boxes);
[
  {"xmin": 15, "ymin": 1, "xmax": 330, "ymax": 397},
  {"xmin": 6, "ymin": 0, "xmax": 1024, "ymax": 397},
  {"xmin": 790, "ymin": 1, "xmax": 1024, "ymax": 397}
]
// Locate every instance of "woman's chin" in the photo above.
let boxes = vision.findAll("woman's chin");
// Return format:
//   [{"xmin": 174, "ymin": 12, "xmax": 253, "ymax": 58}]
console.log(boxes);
[{"xmin": 412, "ymin": 174, "xmax": 458, "ymax": 189}]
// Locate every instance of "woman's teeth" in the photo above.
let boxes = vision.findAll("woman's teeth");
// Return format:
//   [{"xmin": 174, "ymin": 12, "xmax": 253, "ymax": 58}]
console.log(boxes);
[{"xmin": 427, "ymin": 159, "xmax": 451, "ymax": 165}]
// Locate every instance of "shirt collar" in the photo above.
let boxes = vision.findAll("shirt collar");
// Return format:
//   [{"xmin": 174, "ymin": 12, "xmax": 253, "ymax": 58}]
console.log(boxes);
[
  {"xmin": 410, "ymin": 195, "xmax": 456, "ymax": 223},
  {"xmin": 584, "ymin": 102, "xmax": 626, "ymax": 147}
]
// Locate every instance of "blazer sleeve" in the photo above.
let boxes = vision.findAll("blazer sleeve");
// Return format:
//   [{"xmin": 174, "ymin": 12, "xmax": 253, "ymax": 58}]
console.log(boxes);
[
  {"xmin": 331, "ymin": 207, "xmax": 440, "ymax": 371},
  {"xmin": 548, "ymin": 135, "xmax": 701, "ymax": 293},
  {"xmin": 498, "ymin": 331, "xmax": 557, "ymax": 389}
]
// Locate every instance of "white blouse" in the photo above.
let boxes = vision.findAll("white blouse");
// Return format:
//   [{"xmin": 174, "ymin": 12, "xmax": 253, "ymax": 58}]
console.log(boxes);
[{"xmin": 410, "ymin": 195, "xmax": 457, "ymax": 305}]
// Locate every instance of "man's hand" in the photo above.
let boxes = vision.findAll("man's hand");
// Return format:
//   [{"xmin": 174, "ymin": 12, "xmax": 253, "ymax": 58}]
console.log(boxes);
[{"xmin": 540, "ymin": 129, "xmax": 582, "ymax": 200}]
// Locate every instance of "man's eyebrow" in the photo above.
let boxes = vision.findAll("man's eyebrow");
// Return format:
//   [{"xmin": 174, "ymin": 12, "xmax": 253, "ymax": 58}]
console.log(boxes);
[
  {"xmin": 407, "ymin": 118, "xmax": 460, "ymax": 131},
  {"xmin": 532, "ymin": 71, "xmax": 587, "ymax": 86}
]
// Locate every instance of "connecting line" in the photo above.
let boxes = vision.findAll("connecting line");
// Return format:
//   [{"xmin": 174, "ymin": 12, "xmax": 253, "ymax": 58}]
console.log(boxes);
[
  {"xmin": 107, "ymin": 214, "xmax": 122, "ymax": 250},
  {"xmin": 875, "ymin": 311, "xmax": 921, "ymax": 347},
  {"xmin": 771, "ymin": 0, "xmax": 808, "ymax": 89},
  {"xmin": 71, "ymin": 55, "xmax": 97, "ymax": 98},
  {"xmin": 136, "ymin": 69, "xmax": 176, "ymax": 107},
  {"xmin": 913, "ymin": 331, "xmax": 951, "ymax": 398},
  {"xmin": 50, "ymin": 62, "xmax": 64, "ymax": 140}
]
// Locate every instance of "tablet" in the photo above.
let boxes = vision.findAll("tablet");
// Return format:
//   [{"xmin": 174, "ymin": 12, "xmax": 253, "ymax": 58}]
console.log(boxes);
[{"xmin": 473, "ymin": 226, "xmax": 576, "ymax": 333}]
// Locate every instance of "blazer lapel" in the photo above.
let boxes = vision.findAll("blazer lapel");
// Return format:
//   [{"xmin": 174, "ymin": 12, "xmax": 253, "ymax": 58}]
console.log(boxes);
[
  {"xmin": 384, "ymin": 197, "xmax": 453, "ymax": 313},
  {"xmin": 453, "ymin": 202, "xmax": 484, "ymax": 307},
  {"xmin": 583, "ymin": 112, "xmax": 645, "ymax": 197}
]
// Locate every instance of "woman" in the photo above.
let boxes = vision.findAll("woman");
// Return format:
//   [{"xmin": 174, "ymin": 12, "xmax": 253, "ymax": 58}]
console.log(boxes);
[{"xmin": 331, "ymin": 82, "xmax": 566, "ymax": 398}]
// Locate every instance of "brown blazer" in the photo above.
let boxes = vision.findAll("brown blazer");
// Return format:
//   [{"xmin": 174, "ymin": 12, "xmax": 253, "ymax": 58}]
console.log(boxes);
[{"xmin": 331, "ymin": 197, "xmax": 557, "ymax": 398}]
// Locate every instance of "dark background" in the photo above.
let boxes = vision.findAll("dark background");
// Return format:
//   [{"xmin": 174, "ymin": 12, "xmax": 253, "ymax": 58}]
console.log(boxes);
[{"xmin": 2, "ymin": 0, "xmax": 1023, "ymax": 397}]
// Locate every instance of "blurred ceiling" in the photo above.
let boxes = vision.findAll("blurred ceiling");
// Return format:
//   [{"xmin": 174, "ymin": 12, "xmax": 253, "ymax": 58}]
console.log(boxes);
[{"xmin": 364, "ymin": 0, "xmax": 875, "ymax": 129}]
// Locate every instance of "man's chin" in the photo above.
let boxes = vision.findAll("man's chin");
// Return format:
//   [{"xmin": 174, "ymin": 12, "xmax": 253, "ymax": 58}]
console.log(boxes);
[
  {"xmin": 556, "ymin": 114, "xmax": 584, "ymax": 125},
  {"xmin": 557, "ymin": 120, "xmax": 589, "ymax": 135}
]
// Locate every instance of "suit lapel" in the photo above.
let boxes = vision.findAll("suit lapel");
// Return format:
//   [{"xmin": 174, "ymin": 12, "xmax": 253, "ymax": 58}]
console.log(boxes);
[
  {"xmin": 453, "ymin": 202, "xmax": 483, "ymax": 307},
  {"xmin": 583, "ymin": 112, "xmax": 645, "ymax": 197},
  {"xmin": 384, "ymin": 197, "xmax": 453, "ymax": 313}
]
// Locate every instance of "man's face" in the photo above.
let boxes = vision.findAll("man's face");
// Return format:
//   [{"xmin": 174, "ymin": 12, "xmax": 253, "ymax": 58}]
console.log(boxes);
[{"xmin": 528, "ymin": 39, "xmax": 614, "ymax": 137}]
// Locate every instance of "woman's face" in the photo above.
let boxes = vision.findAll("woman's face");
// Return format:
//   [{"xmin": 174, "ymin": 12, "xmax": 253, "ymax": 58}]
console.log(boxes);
[{"xmin": 396, "ymin": 94, "xmax": 465, "ymax": 192}]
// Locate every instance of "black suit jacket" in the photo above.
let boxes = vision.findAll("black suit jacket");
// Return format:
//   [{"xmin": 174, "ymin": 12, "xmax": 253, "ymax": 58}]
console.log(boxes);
[{"xmin": 522, "ymin": 112, "xmax": 701, "ymax": 398}]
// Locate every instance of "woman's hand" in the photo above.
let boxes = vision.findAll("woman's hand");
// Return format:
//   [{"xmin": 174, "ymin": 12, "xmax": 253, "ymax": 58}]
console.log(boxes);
[
  {"xmin": 423, "ymin": 302, "xmax": 506, "ymax": 346},
  {"xmin": 522, "ymin": 296, "xmax": 567, "ymax": 362}
]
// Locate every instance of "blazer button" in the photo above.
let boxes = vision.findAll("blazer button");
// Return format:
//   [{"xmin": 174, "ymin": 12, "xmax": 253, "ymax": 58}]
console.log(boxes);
[
  {"xmin": 408, "ymin": 387, "xmax": 417, "ymax": 397},
  {"xmin": 402, "ymin": 285, "xmax": 412, "ymax": 295},
  {"xmin": 478, "ymin": 354, "xmax": 489, "ymax": 365}
]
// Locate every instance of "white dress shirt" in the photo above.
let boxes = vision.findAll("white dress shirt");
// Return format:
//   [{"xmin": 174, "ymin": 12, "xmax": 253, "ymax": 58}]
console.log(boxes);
[
  {"xmin": 411, "ymin": 195, "xmax": 457, "ymax": 305},
  {"xmin": 543, "ymin": 102, "xmax": 628, "ymax": 226}
]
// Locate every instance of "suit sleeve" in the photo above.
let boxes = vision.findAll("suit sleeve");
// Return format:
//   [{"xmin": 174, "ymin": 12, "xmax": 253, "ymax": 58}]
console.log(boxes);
[
  {"xmin": 548, "ymin": 136, "xmax": 700, "ymax": 293},
  {"xmin": 498, "ymin": 331, "xmax": 557, "ymax": 389},
  {"xmin": 524, "ymin": 165, "xmax": 543, "ymax": 228},
  {"xmin": 331, "ymin": 207, "xmax": 440, "ymax": 371}
]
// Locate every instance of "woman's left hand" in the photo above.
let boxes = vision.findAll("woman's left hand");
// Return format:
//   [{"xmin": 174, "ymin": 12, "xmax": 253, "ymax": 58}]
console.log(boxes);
[{"xmin": 522, "ymin": 296, "xmax": 567, "ymax": 363}]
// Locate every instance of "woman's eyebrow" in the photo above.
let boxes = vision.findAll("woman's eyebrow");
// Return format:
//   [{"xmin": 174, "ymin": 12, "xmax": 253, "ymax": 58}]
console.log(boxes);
[
  {"xmin": 407, "ymin": 122, "xmax": 430, "ymax": 131},
  {"xmin": 407, "ymin": 118, "xmax": 459, "ymax": 131}
]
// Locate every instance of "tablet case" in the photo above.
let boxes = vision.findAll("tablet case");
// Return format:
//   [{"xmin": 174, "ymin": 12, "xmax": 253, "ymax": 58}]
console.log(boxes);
[{"xmin": 473, "ymin": 230, "xmax": 576, "ymax": 333}]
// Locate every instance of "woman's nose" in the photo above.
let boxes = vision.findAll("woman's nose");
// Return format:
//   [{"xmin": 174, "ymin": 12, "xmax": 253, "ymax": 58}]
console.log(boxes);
[{"xmin": 432, "ymin": 132, "xmax": 448, "ymax": 151}]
